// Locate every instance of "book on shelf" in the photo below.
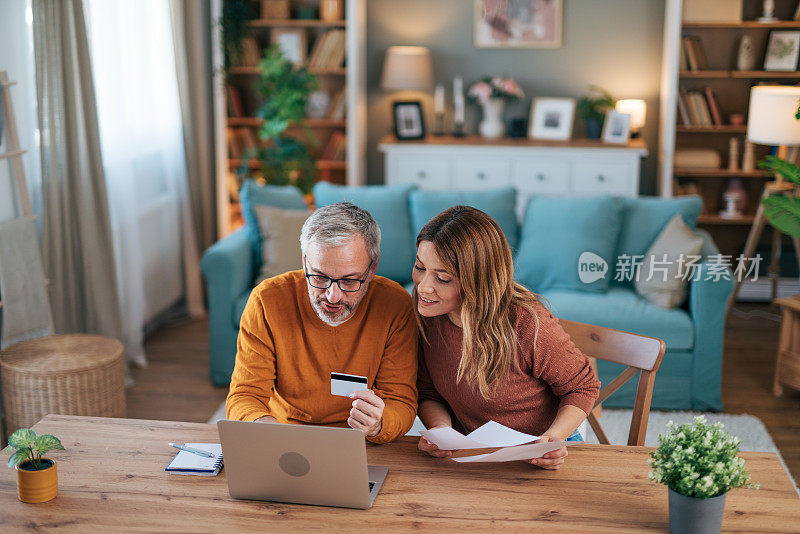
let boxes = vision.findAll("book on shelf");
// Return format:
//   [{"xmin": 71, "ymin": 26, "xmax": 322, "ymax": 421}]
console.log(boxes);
[
  {"xmin": 240, "ymin": 37, "xmax": 262, "ymax": 67},
  {"xmin": 703, "ymin": 86, "xmax": 723, "ymax": 127},
  {"xmin": 679, "ymin": 39, "xmax": 689, "ymax": 71},
  {"xmin": 321, "ymin": 131, "xmax": 347, "ymax": 161},
  {"xmin": 327, "ymin": 88, "xmax": 346, "ymax": 120},
  {"xmin": 676, "ymin": 90, "xmax": 691, "ymax": 126},
  {"xmin": 685, "ymin": 90, "xmax": 712, "ymax": 126},
  {"xmin": 227, "ymin": 86, "xmax": 245, "ymax": 117},
  {"xmin": 308, "ymin": 29, "xmax": 346, "ymax": 69},
  {"xmin": 239, "ymin": 127, "xmax": 260, "ymax": 153},
  {"xmin": 682, "ymin": 36, "xmax": 707, "ymax": 71},
  {"xmin": 227, "ymin": 128, "xmax": 243, "ymax": 159}
]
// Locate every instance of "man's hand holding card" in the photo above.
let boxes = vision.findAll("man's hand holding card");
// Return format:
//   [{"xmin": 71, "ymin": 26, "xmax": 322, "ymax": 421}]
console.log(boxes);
[{"xmin": 330, "ymin": 372, "xmax": 384, "ymax": 437}]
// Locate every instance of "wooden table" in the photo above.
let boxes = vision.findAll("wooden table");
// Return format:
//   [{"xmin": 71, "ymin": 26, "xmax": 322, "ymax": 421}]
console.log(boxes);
[
  {"xmin": 1, "ymin": 416, "xmax": 798, "ymax": 532},
  {"xmin": 774, "ymin": 296, "xmax": 800, "ymax": 396}
]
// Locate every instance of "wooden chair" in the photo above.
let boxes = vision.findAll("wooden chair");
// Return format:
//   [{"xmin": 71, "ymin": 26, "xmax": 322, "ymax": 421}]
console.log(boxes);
[{"xmin": 559, "ymin": 319, "xmax": 666, "ymax": 447}]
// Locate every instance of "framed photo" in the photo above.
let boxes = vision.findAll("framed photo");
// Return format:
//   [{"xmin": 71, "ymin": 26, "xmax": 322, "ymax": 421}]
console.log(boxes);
[
  {"xmin": 764, "ymin": 31, "xmax": 800, "ymax": 71},
  {"xmin": 601, "ymin": 110, "xmax": 631, "ymax": 144},
  {"xmin": 271, "ymin": 29, "xmax": 307, "ymax": 66},
  {"xmin": 529, "ymin": 97, "xmax": 575, "ymax": 140},
  {"xmin": 393, "ymin": 101, "xmax": 426, "ymax": 140},
  {"xmin": 474, "ymin": 0, "xmax": 562, "ymax": 49}
]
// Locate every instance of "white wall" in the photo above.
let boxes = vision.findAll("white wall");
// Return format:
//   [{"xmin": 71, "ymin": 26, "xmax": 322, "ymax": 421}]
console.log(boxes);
[{"xmin": 0, "ymin": 0, "xmax": 41, "ymax": 223}]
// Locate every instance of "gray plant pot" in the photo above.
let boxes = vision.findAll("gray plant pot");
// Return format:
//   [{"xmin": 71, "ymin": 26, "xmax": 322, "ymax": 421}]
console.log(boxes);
[{"xmin": 668, "ymin": 488, "xmax": 727, "ymax": 534}]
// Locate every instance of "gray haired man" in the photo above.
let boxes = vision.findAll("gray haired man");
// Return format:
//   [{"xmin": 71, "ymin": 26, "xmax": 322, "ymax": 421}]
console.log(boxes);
[{"xmin": 226, "ymin": 202, "xmax": 418, "ymax": 444}]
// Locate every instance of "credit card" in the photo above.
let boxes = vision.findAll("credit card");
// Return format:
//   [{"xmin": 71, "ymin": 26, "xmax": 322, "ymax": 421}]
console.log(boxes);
[{"xmin": 331, "ymin": 372, "xmax": 369, "ymax": 397}]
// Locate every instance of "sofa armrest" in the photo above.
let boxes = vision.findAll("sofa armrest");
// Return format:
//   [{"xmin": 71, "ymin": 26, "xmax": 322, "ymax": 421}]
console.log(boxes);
[
  {"xmin": 687, "ymin": 229, "xmax": 733, "ymax": 411},
  {"xmin": 201, "ymin": 228, "xmax": 253, "ymax": 304}
]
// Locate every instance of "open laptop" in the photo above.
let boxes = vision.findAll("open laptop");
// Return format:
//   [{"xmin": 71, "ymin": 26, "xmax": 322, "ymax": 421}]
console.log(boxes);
[{"xmin": 217, "ymin": 419, "xmax": 388, "ymax": 509}]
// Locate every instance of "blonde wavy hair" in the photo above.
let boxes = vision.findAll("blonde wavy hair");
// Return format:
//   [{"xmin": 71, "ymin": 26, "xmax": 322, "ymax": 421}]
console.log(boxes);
[{"xmin": 415, "ymin": 206, "xmax": 541, "ymax": 399}]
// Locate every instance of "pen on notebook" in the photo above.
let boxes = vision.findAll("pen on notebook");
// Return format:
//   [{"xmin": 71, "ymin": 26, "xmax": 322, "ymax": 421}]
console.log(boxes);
[{"xmin": 168, "ymin": 443, "xmax": 215, "ymax": 458}]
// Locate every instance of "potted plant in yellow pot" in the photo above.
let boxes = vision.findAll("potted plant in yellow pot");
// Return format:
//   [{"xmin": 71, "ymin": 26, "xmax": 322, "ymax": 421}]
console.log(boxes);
[
  {"xmin": 5, "ymin": 428, "xmax": 65, "ymax": 503},
  {"xmin": 649, "ymin": 416, "xmax": 758, "ymax": 533}
]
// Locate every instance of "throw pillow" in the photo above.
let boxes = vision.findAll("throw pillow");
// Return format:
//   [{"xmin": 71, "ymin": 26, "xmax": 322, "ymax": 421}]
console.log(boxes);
[
  {"xmin": 515, "ymin": 196, "xmax": 623, "ymax": 293},
  {"xmin": 634, "ymin": 214, "xmax": 704, "ymax": 309},
  {"xmin": 253, "ymin": 204, "xmax": 310, "ymax": 284},
  {"xmin": 408, "ymin": 187, "xmax": 519, "ymax": 251},
  {"xmin": 313, "ymin": 182, "xmax": 417, "ymax": 285}
]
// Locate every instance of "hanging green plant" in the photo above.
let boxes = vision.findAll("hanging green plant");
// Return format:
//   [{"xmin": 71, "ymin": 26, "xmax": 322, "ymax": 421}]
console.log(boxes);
[
  {"xmin": 759, "ymin": 155, "xmax": 800, "ymax": 238},
  {"xmin": 220, "ymin": 0, "xmax": 255, "ymax": 73}
]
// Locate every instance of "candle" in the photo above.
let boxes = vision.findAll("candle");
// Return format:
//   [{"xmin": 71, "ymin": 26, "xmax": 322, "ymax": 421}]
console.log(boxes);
[
  {"xmin": 434, "ymin": 84, "xmax": 445, "ymax": 115},
  {"xmin": 454, "ymin": 76, "xmax": 464, "ymax": 124}
]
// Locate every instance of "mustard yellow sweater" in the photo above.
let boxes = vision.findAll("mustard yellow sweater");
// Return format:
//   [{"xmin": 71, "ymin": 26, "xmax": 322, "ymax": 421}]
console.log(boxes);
[{"xmin": 226, "ymin": 270, "xmax": 418, "ymax": 444}]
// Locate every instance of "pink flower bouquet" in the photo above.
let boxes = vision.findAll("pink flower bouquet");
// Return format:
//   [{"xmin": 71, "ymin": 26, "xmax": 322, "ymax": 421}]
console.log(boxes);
[{"xmin": 468, "ymin": 76, "xmax": 525, "ymax": 105}]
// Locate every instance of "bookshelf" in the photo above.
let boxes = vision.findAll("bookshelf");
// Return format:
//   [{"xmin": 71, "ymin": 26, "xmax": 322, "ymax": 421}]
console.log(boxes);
[
  {"xmin": 212, "ymin": 0, "xmax": 366, "ymax": 236},
  {"xmin": 658, "ymin": 0, "xmax": 800, "ymax": 255}
]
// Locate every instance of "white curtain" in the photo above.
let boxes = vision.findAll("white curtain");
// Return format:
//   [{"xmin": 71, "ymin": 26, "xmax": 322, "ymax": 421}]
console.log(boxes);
[{"xmin": 85, "ymin": 0, "xmax": 202, "ymax": 366}]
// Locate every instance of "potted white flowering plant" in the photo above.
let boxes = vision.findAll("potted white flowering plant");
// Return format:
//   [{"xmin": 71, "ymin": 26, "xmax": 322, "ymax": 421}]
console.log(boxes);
[
  {"xmin": 467, "ymin": 76, "xmax": 525, "ymax": 139},
  {"xmin": 649, "ymin": 416, "xmax": 758, "ymax": 534}
]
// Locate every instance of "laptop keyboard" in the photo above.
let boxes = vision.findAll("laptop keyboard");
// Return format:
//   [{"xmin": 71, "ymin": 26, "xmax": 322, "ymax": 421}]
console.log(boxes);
[{"xmin": 368, "ymin": 481, "xmax": 375, "ymax": 492}]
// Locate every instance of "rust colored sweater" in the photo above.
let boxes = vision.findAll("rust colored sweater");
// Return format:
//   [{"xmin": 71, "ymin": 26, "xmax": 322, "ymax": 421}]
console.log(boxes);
[
  {"xmin": 226, "ymin": 270, "xmax": 418, "ymax": 444},
  {"xmin": 417, "ymin": 301, "xmax": 600, "ymax": 436}
]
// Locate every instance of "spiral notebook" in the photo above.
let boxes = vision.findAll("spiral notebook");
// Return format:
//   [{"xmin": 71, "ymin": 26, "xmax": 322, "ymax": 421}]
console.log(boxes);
[{"xmin": 165, "ymin": 443, "xmax": 224, "ymax": 476}]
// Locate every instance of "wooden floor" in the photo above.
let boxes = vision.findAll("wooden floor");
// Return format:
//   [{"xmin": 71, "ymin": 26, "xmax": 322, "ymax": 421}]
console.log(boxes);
[{"xmin": 130, "ymin": 303, "xmax": 800, "ymax": 481}]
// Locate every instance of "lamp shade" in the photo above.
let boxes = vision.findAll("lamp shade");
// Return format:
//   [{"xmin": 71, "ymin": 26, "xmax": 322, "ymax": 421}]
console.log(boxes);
[
  {"xmin": 615, "ymin": 99, "xmax": 646, "ymax": 130},
  {"xmin": 747, "ymin": 86, "xmax": 800, "ymax": 146},
  {"xmin": 380, "ymin": 46, "xmax": 433, "ymax": 92}
]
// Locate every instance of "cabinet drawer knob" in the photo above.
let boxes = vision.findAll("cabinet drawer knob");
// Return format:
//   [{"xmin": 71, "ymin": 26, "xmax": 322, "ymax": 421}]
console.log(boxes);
[
  {"xmin": 597, "ymin": 174, "xmax": 606, "ymax": 182},
  {"xmin": 536, "ymin": 173, "xmax": 545, "ymax": 182},
  {"xmin": 477, "ymin": 172, "xmax": 486, "ymax": 180},
  {"xmin": 417, "ymin": 170, "xmax": 427, "ymax": 179}
]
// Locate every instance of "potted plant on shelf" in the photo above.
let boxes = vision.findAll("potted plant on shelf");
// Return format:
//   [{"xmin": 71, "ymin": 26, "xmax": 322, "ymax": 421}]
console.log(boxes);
[
  {"xmin": 577, "ymin": 86, "xmax": 615, "ymax": 139},
  {"xmin": 237, "ymin": 44, "xmax": 319, "ymax": 197},
  {"xmin": 467, "ymin": 76, "xmax": 525, "ymax": 139},
  {"xmin": 759, "ymin": 156, "xmax": 800, "ymax": 238},
  {"xmin": 649, "ymin": 416, "xmax": 758, "ymax": 533},
  {"xmin": 5, "ymin": 428, "xmax": 65, "ymax": 503}
]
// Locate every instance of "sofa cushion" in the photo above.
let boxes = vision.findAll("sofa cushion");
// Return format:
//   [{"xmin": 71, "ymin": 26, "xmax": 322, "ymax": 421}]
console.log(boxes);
[
  {"xmin": 408, "ymin": 187, "xmax": 519, "ymax": 251},
  {"xmin": 613, "ymin": 196, "xmax": 702, "ymax": 287},
  {"xmin": 253, "ymin": 204, "xmax": 309, "ymax": 284},
  {"xmin": 540, "ymin": 287, "xmax": 694, "ymax": 350},
  {"xmin": 239, "ymin": 180, "xmax": 308, "ymax": 269},
  {"xmin": 313, "ymin": 182, "xmax": 417, "ymax": 285},
  {"xmin": 516, "ymin": 196, "xmax": 623, "ymax": 293}
]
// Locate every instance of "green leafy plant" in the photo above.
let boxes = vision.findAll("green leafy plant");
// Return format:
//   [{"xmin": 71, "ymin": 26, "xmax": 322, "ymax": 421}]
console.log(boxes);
[
  {"xmin": 577, "ymin": 85, "xmax": 615, "ymax": 123},
  {"xmin": 759, "ymin": 156, "xmax": 800, "ymax": 238},
  {"xmin": 220, "ymin": 0, "xmax": 256, "ymax": 73},
  {"xmin": 6, "ymin": 429, "xmax": 65, "ymax": 470},
  {"xmin": 649, "ymin": 416, "xmax": 758, "ymax": 499},
  {"xmin": 238, "ymin": 45, "xmax": 320, "ymax": 194}
]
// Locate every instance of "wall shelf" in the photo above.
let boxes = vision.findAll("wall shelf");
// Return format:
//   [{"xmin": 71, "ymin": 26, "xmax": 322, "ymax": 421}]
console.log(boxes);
[{"xmin": 680, "ymin": 70, "xmax": 800, "ymax": 79}]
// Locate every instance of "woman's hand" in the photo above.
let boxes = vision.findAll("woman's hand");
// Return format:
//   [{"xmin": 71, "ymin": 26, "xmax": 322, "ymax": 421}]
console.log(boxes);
[
  {"xmin": 418, "ymin": 425, "xmax": 453, "ymax": 458},
  {"xmin": 526, "ymin": 435, "xmax": 567, "ymax": 470}
]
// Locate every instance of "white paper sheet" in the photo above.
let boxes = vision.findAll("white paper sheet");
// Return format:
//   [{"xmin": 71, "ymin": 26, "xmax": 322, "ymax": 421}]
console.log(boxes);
[
  {"xmin": 452, "ymin": 440, "xmax": 576, "ymax": 463},
  {"xmin": 418, "ymin": 420, "xmax": 540, "ymax": 450}
]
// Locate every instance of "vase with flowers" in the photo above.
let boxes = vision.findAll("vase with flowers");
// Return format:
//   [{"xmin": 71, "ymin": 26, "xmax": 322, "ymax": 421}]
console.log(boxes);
[
  {"xmin": 649, "ymin": 416, "xmax": 758, "ymax": 533},
  {"xmin": 468, "ymin": 76, "xmax": 524, "ymax": 139}
]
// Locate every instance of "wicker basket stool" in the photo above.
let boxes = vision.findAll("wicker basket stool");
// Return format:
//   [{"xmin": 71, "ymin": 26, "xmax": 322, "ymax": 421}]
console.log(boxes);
[{"xmin": 1, "ymin": 334, "xmax": 126, "ymax": 432}]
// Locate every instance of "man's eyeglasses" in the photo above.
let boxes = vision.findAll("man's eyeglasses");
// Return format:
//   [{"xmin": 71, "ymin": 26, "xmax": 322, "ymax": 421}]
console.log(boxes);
[{"xmin": 304, "ymin": 260, "xmax": 374, "ymax": 293}]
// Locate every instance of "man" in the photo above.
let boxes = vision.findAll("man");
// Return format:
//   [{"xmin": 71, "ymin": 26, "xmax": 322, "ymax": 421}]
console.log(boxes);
[{"xmin": 226, "ymin": 202, "xmax": 418, "ymax": 444}]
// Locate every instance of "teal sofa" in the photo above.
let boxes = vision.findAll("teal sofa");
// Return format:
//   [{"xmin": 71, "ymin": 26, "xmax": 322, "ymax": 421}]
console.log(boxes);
[{"xmin": 201, "ymin": 181, "xmax": 733, "ymax": 411}]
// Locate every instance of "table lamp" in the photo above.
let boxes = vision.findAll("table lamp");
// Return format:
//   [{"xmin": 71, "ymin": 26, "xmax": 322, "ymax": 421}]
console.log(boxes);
[
  {"xmin": 747, "ymin": 85, "xmax": 800, "ymax": 189},
  {"xmin": 381, "ymin": 46, "xmax": 433, "ymax": 137},
  {"xmin": 615, "ymin": 99, "xmax": 646, "ymax": 138}
]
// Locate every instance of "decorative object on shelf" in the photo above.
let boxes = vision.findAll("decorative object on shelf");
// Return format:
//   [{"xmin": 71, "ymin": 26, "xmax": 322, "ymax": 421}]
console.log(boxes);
[
  {"xmin": 529, "ymin": 97, "xmax": 575, "ymax": 141},
  {"xmin": 508, "ymin": 117, "xmax": 527, "ymax": 138},
  {"xmin": 295, "ymin": 6, "xmax": 317, "ymax": 19},
  {"xmin": 649, "ymin": 416, "xmax": 758, "ymax": 534},
  {"xmin": 241, "ymin": 45, "xmax": 319, "ymax": 194},
  {"xmin": 728, "ymin": 137, "xmax": 740, "ymax": 171},
  {"xmin": 467, "ymin": 76, "xmax": 524, "ymax": 139},
  {"xmin": 577, "ymin": 86, "xmax": 614, "ymax": 139},
  {"xmin": 393, "ymin": 101, "xmax": 426, "ymax": 140},
  {"xmin": 433, "ymin": 84, "xmax": 445, "ymax": 136},
  {"xmin": 453, "ymin": 76, "xmax": 466, "ymax": 137},
  {"xmin": 742, "ymin": 140, "xmax": 756, "ymax": 171},
  {"xmin": 381, "ymin": 46, "xmax": 433, "ymax": 136},
  {"xmin": 261, "ymin": 0, "xmax": 290, "ymax": 19},
  {"xmin": 474, "ymin": 0, "xmax": 562, "ymax": 49},
  {"xmin": 681, "ymin": 0, "xmax": 743, "ymax": 23},
  {"xmin": 674, "ymin": 148, "xmax": 722, "ymax": 169},
  {"xmin": 728, "ymin": 113, "xmax": 745, "ymax": 126},
  {"xmin": 615, "ymin": 99, "xmax": 646, "ymax": 138},
  {"xmin": 319, "ymin": 0, "xmax": 344, "ymax": 21},
  {"xmin": 757, "ymin": 0, "xmax": 777, "ymax": 22},
  {"xmin": 271, "ymin": 28, "xmax": 307, "ymax": 66},
  {"xmin": 6, "ymin": 428, "xmax": 65, "ymax": 503},
  {"xmin": 735, "ymin": 35, "xmax": 757, "ymax": 71},
  {"xmin": 720, "ymin": 178, "xmax": 747, "ymax": 219},
  {"xmin": 602, "ymin": 110, "xmax": 631, "ymax": 145},
  {"xmin": 305, "ymin": 90, "xmax": 331, "ymax": 119},
  {"xmin": 764, "ymin": 31, "xmax": 800, "ymax": 71}
]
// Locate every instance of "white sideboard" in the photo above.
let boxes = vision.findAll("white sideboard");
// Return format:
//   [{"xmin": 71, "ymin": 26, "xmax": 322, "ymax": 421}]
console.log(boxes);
[{"xmin": 379, "ymin": 135, "xmax": 648, "ymax": 216}]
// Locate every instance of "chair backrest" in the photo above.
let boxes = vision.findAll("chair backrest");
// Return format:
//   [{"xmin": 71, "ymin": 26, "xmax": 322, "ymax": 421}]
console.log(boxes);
[{"xmin": 559, "ymin": 319, "xmax": 666, "ymax": 446}]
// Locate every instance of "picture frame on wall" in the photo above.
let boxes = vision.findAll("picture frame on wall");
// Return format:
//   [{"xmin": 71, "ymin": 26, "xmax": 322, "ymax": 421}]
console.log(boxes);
[
  {"xmin": 601, "ymin": 110, "xmax": 631, "ymax": 144},
  {"xmin": 393, "ymin": 101, "xmax": 426, "ymax": 140},
  {"xmin": 474, "ymin": 0, "xmax": 562, "ymax": 48},
  {"xmin": 763, "ymin": 31, "xmax": 800, "ymax": 71},
  {"xmin": 529, "ymin": 97, "xmax": 575, "ymax": 140},
  {"xmin": 271, "ymin": 28, "xmax": 307, "ymax": 66}
]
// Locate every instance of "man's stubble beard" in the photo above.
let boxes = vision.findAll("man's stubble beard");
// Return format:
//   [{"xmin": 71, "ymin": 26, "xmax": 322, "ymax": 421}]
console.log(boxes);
[{"xmin": 308, "ymin": 279, "xmax": 371, "ymax": 326}]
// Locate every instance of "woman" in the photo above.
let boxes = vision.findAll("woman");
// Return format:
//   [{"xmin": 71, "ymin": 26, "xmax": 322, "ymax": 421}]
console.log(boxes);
[{"xmin": 414, "ymin": 206, "xmax": 600, "ymax": 470}]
